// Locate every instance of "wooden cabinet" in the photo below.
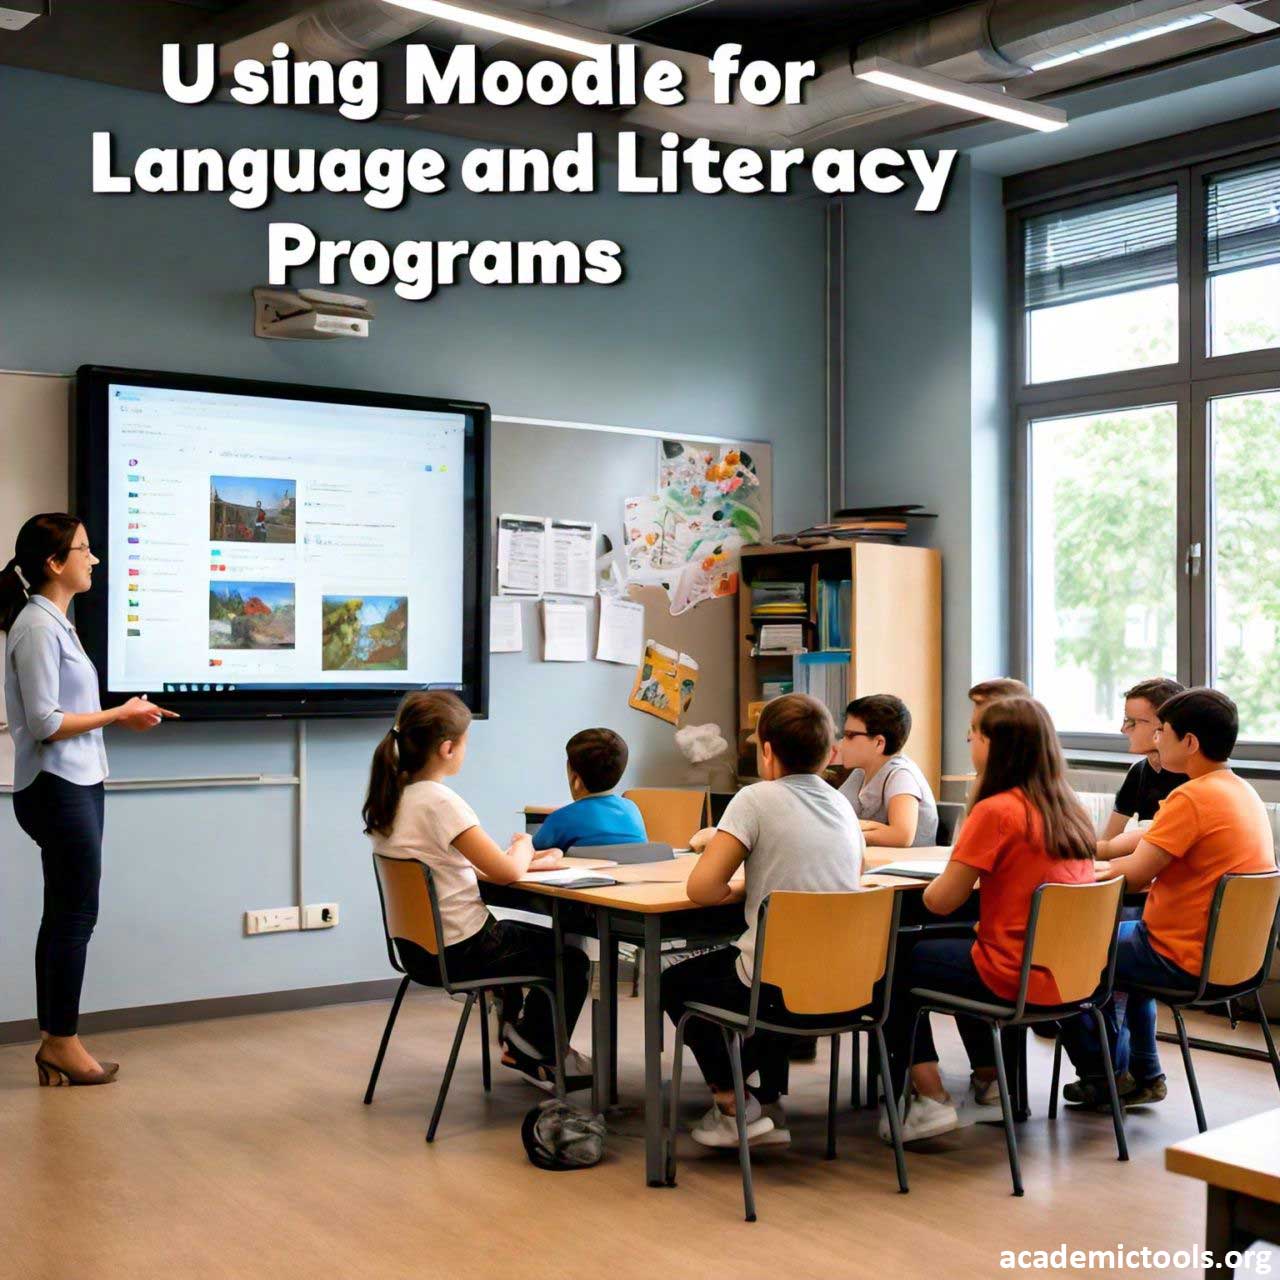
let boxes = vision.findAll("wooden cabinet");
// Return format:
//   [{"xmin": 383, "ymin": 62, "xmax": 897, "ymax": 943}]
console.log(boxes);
[{"xmin": 737, "ymin": 540, "xmax": 942, "ymax": 791}]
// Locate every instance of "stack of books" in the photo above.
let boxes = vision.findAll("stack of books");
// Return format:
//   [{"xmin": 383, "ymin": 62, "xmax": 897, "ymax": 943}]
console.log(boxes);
[
  {"xmin": 756, "ymin": 623, "xmax": 806, "ymax": 654},
  {"xmin": 761, "ymin": 678, "xmax": 793, "ymax": 700},
  {"xmin": 793, "ymin": 652, "xmax": 851, "ymax": 725},
  {"xmin": 750, "ymin": 580, "xmax": 808, "ymax": 616},
  {"xmin": 770, "ymin": 504, "xmax": 936, "ymax": 546},
  {"xmin": 816, "ymin": 579, "xmax": 852, "ymax": 651}
]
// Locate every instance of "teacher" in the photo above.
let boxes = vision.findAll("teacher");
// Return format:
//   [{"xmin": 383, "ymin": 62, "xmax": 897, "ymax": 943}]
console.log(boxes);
[{"xmin": 1, "ymin": 513, "xmax": 176, "ymax": 1087}]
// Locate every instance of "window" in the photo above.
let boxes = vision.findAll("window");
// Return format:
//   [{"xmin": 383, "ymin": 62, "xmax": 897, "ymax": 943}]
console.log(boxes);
[
  {"xmin": 1014, "ymin": 139, "xmax": 1280, "ymax": 751},
  {"xmin": 1206, "ymin": 161, "xmax": 1280, "ymax": 357},
  {"xmin": 1024, "ymin": 188, "xmax": 1178, "ymax": 383},
  {"xmin": 1029, "ymin": 404, "xmax": 1177, "ymax": 734}
]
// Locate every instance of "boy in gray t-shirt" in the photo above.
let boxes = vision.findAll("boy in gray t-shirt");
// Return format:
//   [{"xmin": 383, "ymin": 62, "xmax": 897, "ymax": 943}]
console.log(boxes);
[
  {"xmin": 837, "ymin": 694, "xmax": 938, "ymax": 847},
  {"xmin": 659, "ymin": 693, "xmax": 864, "ymax": 1151}
]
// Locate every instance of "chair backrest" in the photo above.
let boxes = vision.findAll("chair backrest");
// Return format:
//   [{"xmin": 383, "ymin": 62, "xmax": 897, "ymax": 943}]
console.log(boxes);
[
  {"xmin": 572, "ymin": 841, "xmax": 675, "ymax": 864},
  {"xmin": 1023, "ymin": 876, "xmax": 1126, "ymax": 1007},
  {"xmin": 623, "ymin": 788, "xmax": 710, "ymax": 847},
  {"xmin": 935, "ymin": 801, "xmax": 967, "ymax": 846},
  {"xmin": 1203, "ymin": 871, "xmax": 1280, "ymax": 989},
  {"xmin": 372, "ymin": 854, "xmax": 441, "ymax": 962},
  {"xmin": 758, "ymin": 889, "xmax": 899, "ymax": 1017}
]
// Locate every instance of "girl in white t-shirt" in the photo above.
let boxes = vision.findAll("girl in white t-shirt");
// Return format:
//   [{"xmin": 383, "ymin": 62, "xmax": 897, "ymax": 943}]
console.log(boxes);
[{"xmin": 363, "ymin": 690, "xmax": 591, "ymax": 1091}]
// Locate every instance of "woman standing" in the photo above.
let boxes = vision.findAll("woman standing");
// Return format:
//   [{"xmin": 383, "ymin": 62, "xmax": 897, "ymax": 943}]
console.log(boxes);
[{"xmin": 2, "ymin": 513, "xmax": 176, "ymax": 1086}]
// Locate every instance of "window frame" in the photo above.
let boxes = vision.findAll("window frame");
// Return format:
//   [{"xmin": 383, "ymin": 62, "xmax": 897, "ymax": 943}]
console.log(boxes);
[{"xmin": 1010, "ymin": 133, "xmax": 1280, "ymax": 756}]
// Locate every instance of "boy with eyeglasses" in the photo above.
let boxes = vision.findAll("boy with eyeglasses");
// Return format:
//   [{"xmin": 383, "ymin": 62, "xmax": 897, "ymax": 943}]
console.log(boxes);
[{"xmin": 1097, "ymin": 677, "xmax": 1188, "ymax": 860}]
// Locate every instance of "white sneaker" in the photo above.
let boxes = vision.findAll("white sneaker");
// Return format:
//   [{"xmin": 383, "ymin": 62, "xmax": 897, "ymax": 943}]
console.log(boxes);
[
  {"xmin": 755, "ymin": 1102, "xmax": 792, "ymax": 1147},
  {"xmin": 690, "ymin": 1096, "xmax": 775, "ymax": 1148},
  {"xmin": 878, "ymin": 1092, "xmax": 959, "ymax": 1144}
]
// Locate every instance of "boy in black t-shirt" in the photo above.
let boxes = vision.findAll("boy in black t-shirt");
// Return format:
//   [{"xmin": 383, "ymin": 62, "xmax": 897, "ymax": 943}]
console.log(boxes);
[{"xmin": 1097, "ymin": 677, "xmax": 1188, "ymax": 859}]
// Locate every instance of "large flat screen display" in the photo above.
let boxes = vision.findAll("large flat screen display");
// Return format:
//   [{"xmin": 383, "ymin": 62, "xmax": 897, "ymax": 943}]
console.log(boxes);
[{"xmin": 75, "ymin": 366, "xmax": 489, "ymax": 720}]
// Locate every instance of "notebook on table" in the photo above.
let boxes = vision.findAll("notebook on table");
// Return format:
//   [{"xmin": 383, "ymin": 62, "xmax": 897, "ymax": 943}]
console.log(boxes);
[{"xmin": 872, "ymin": 858, "xmax": 950, "ymax": 882}]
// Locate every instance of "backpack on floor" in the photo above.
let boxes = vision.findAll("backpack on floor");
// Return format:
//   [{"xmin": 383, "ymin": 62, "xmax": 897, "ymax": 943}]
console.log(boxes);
[{"xmin": 521, "ymin": 1100, "xmax": 606, "ymax": 1171}]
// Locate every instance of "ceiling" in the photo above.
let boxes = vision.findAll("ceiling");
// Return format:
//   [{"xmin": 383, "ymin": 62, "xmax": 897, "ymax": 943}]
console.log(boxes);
[{"xmin": 2, "ymin": 0, "xmax": 1279, "ymax": 162}]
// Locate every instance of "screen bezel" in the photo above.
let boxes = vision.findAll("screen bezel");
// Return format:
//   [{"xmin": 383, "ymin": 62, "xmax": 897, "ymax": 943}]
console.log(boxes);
[{"xmin": 74, "ymin": 364, "xmax": 490, "ymax": 722}]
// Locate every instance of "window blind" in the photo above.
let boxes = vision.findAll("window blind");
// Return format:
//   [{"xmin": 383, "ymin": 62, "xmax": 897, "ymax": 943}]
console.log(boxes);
[
  {"xmin": 1024, "ymin": 187, "xmax": 1178, "ymax": 311},
  {"xmin": 1206, "ymin": 160, "xmax": 1280, "ymax": 276}
]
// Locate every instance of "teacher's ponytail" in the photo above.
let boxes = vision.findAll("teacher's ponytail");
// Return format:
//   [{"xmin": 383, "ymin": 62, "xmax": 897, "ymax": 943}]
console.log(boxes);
[
  {"xmin": 1, "ymin": 513, "xmax": 81, "ymax": 633},
  {"xmin": 362, "ymin": 690, "xmax": 473, "ymax": 835}
]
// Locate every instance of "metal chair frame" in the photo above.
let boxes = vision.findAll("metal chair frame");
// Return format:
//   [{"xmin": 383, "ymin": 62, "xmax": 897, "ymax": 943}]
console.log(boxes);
[{"xmin": 363, "ymin": 854, "xmax": 567, "ymax": 1142}]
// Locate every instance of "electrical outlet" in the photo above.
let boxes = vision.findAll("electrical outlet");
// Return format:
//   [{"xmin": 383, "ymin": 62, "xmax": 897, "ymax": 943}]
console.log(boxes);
[
  {"xmin": 245, "ymin": 906, "xmax": 300, "ymax": 935},
  {"xmin": 302, "ymin": 903, "xmax": 339, "ymax": 930}
]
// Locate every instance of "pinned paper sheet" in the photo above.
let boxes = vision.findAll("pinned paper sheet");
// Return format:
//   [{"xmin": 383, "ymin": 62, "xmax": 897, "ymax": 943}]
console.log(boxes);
[
  {"xmin": 628, "ymin": 639, "xmax": 699, "ymax": 725},
  {"xmin": 542, "ymin": 599, "xmax": 589, "ymax": 662},
  {"xmin": 547, "ymin": 519, "xmax": 596, "ymax": 597},
  {"xmin": 596, "ymin": 596, "xmax": 645, "ymax": 666},
  {"xmin": 489, "ymin": 598, "xmax": 523, "ymax": 653},
  {"xmin": 497, "ymin": 514, "xmax": 547, "ymax": 597}
]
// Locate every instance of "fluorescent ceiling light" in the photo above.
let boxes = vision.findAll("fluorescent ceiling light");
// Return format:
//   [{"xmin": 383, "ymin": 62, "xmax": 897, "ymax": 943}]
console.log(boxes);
[
  {"xmin": 1027, "ymin": 11, "xmax": 1214, "ymax": 70},
  {"xmin": 853, "ymin": 56, "xmax": 1068, "ymax": 132},
  {"xmin": 1211, "ymin": 3, "xmax": 1279, "ymax": 32},
  {"xmin": 383, "ymin": 0, "xmax": 609, "ymax": 58}
]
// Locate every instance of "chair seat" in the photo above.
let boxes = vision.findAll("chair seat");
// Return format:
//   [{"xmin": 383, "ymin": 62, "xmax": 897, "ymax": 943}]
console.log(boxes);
[
  {"xmin": 683, "ymin": 1001, "xmax": 874, "ymax": 1038},
  {"xmin": 1124, "ymin": 979, "xmax": 1259, "ymax": 1006},
  {"xmin": 909, "ymin": 988, "xmax": 1018, "ymax": 1020}
]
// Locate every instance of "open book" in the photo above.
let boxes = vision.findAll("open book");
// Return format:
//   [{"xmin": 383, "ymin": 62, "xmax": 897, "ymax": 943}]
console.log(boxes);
[{"xmin": 520, "ymin": 869, "xmax": 619, "ymax": 889}]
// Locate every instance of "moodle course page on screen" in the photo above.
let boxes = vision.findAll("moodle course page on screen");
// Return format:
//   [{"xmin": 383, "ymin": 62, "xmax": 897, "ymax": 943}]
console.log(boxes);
[{"xmin": 105, "ymin": 384, "xmax": 465, "ymax": 693}]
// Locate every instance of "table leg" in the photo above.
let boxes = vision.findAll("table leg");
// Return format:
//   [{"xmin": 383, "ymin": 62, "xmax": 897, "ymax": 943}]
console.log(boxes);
[
  {"xmin": 643, "ymin": 914, "xmax": 664, "ymax": 1187},
  {"xmin": 609, "ymin": 935, "xmax": 620, "ymax": 1105},
  {"xmin": 593, "ymin": 907, "xmax": 615, "ymax": 1115},
  {"xmin": 1204, "ymin": 1187, "xmax": 1237, "ymax": 1277},
  {"xmin": 551, "ymin": 899, "xmax": 567, "ymax": 1101}
]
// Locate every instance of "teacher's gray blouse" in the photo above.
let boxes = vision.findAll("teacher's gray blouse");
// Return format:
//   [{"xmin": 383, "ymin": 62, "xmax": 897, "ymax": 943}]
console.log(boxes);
[{"xmin": 4, "ymin": 594, "xmax": 108, "ymax": 791}]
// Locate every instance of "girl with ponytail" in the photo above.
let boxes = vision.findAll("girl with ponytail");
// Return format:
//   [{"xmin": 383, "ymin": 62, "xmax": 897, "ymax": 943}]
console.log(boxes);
[
  {"xmin": 365, "ymin": 690, "xmax": 593, "ymax": 1091},
  {"xmin": 5, "ymin": 513, "xmax": 177, "ymax": 1087}
]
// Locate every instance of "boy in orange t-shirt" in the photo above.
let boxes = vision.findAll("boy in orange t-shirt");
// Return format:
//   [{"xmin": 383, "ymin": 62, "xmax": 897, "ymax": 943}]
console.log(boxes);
[{"xmin": 1060, "ymin": 688, "xmax": 1274, "ymax": 1106}]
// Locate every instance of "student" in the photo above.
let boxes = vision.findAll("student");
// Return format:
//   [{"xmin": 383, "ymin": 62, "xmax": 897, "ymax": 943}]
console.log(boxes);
[
  {"xmin": 363, "ymin": 690, "xmax": 592, "ymax": 1091},
  {"xmin": 532, "ymin": 727, "xmax": 646, "ymax": 852},
  {"xmin": 883, "ymin": 696, "xmax": 1096, "ymax": 1141},
  {"xmin": 1097, "ymin": 677, "xmax": 1187, "ymax": 860},
  {"xmin": 838, "ymin": 694, "xmax": 939, "ymax": 847},
  {"xmin": 660, "ymin": 693, "xmax": 864, "ymax": 1148},
  {"xmin": 1059, "ymin": 688, "xmax": 1274, "ymax": 1108},
  {"xmin": 968, "ymin": 678, "xmax": 1030, "ymax": 731}
]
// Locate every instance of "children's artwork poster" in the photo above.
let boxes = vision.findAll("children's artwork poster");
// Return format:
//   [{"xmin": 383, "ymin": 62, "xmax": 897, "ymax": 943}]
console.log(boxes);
[
  {"xmin": 623, "ymin": 440, "xmax": 763, "ymax": 616},
  {"xmin": 628, "ymin": 639, "xmax": 699, "ymax": 725}
]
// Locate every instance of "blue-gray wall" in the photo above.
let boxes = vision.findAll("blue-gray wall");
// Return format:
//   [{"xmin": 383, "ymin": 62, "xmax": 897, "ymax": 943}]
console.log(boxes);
[
  {"xmin": 0, "ymin": 67, "xmax": 827, "ymax": 1024},
  {"xmin": 843, "ymin": 159, "xmax": 1010, "ymax": 774}
]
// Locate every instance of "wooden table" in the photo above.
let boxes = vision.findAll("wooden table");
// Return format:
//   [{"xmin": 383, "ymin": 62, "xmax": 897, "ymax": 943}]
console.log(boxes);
[
  {"xmin": 481, "ymin": 848, "xmax": 940, "ymax": 1186},
  {"xmin": 1167, "ymin": 1109, "xmax": 1280, "ymax": 1275}
]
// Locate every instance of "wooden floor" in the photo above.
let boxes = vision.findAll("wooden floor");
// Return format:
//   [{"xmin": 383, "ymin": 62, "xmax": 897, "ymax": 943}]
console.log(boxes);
[{"xmin": 1, "ymin": 988, "xmax": 1276, "ymax": 1280}]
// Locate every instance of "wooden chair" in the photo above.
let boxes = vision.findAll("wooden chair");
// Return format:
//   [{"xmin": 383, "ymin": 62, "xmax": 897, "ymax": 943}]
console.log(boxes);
[
  {"xmin": 907, "ymin": 876, "xmax": 1129, "ymax": 1196},
  {"xmin": 363, "ymin": 853, "xmax": 567, "ymax": 1141},
  {"xmin": 1118, "ymin": 869, "xmax": 1280, "ymax": 1134},
  {"xmin": 665, "ymin": 888, "xmax": 908, "ymax": 1221},
  {"xmin": 623, "ymin": 787, "xmax": 710, "ymax": 848}
]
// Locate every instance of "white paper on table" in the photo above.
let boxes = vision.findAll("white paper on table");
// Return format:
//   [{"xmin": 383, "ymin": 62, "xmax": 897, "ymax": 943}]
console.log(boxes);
[
  {"xmin": 497, "ymin": 514, "xmax": 548, "ymax": 597},
  {"xmin": 489, "ymin": 598, "xmax": 523, "ymax": 653},
  {"xmin": 595, "ymin": 595, "xmax": 645, "ymax": 666},
  {"xmin": 542, "ymin": 599, "xmax": 589, "ymax": 662},
  {"xmin": 546, "ymin": 519, "xmax": 596, "ymax": 597}
]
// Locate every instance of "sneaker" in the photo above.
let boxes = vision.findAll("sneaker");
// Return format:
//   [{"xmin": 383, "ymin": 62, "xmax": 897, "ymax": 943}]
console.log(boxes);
[
  {"xmin": 500, "ymin": 1039, "xmax": 593, "ymax": 1094},
  {"xmin": 878, "ymin": 1092, "xmax": 959, "ymax": 1144},
  {"xmin": 970, "ymin": 1073, "xmax": 1002, "ymax": 1109},
  {"xmin": 690, "ymin": 1096, "xmax": 775, "ymax": 1148},
  {"xmin": 754, "ymin": 1102, "xmax": 792, "ymax": 1147},
  {"xmin": 1063, "ymin": 1071, "xmax": 1135, "ymax": 1110},
  {"xmin": 1122, "ymin": 1074, "xmax": 1167, "ymax": 1107}
]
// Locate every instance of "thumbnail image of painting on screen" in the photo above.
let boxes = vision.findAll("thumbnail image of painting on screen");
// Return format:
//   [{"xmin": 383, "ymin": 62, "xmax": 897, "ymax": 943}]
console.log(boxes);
[{"xmin": 101, "ymin": 381, "xmax": 468, "ymax": 696}]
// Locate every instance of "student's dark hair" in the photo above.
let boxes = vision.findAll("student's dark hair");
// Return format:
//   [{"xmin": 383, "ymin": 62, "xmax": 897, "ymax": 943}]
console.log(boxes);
[
  {"xmin": 1, "ymin": 513, "xmax": 82, "ymax": 633},
  {"xmin": 1123, "ymin": 676, "xmax": 1185, "ymax": 712},
  {"xmin": 971, "ymin": 696, "xmax": 1095, "ymax": 861},
  {"xmin": 845, "ymin": 694, "xmax": 912, "ymax": 756},
  {"xmin": 757, "ymin": 692, "xmax": 835, "ymax": 774},
  {"xmin": 362, "ymin": 690, "xmax": 472, "ymax": 836},
  {"xmin": 968, "ymin": 677, "xmax": 1030, "ymax": 704},
  {"xmin": 1156, "ymin": 687, "xmax": 1238, "ymax": 763},
  {"xmin": 566, "ymin": 727, "xmax": 628, "ymax": 794}
]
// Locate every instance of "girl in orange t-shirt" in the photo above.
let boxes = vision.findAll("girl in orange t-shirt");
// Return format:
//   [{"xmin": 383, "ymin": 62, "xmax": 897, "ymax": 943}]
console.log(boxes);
[{"xmin": 882, "ymin": 697, "xmax": 1097, "ymax": 1143}]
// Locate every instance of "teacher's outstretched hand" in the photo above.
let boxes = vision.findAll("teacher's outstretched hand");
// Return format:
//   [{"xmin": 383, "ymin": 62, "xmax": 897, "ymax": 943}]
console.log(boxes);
[{"xmin": 1, "ymin": 513, "xmax": 178, "ymax": 1089}]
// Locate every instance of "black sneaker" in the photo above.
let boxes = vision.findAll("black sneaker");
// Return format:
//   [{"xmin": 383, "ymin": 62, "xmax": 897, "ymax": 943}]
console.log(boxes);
[
  {"xmin": 1063, "ymin": 1071, "xmax": 1135, "ymax": 1109},
  {"xmin": 500, "ymin": 1039, "xmax": 592, "ymax": 1094}
]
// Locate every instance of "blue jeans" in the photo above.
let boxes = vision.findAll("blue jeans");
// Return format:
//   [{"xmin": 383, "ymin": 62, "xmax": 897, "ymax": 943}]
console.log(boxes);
[{"xmin": 1059, "ymin": 920, "xmax": 1198, "ymax": 1082}]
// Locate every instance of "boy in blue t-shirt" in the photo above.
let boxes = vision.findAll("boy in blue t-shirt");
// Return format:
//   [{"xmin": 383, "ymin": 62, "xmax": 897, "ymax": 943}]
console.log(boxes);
[{"xmin": 533, "ymin": 728, "xmax": 647, "ymax": 852}]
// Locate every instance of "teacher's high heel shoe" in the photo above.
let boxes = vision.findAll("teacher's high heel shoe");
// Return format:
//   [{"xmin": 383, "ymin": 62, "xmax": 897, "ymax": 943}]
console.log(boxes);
[{"xmin": 35, "ymin": 1054, "xmax": 120, "ymax": 1087}]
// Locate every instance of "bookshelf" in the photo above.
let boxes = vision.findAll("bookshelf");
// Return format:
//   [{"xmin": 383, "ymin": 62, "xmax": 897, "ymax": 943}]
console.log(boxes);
[{"xmin": 737, "ymin": 539, "xmax": 942, "ymax": 791}]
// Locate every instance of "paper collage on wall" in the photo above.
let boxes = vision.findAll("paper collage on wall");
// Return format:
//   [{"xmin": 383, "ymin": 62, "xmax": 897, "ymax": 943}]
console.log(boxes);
[
  {"xmin": 624, "ymin": 440, "xmax": 762, "ymax": 615},
  {"xmin": 628, "ymin": 639, "xmax": 699, "ymax": 725}
]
